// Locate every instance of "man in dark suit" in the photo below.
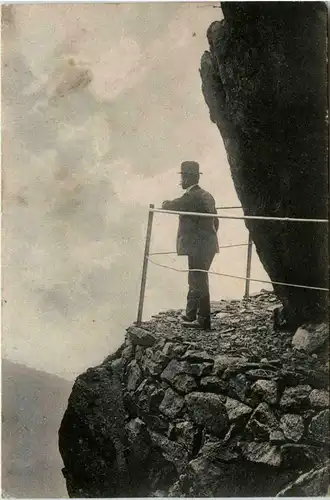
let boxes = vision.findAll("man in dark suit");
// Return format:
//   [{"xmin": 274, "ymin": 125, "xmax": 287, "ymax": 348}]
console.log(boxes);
[{"xmin": 162, "ymin": 161, "xmax": 219, "ymax": 330}]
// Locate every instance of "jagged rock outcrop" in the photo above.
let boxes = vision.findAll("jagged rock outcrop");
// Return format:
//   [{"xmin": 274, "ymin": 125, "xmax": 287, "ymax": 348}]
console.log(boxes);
[
  {"xmin": 59, "ymin": 292, "xmax": 329, "ymax": 497},
  {"xmin": 199, "ymin": 2, "xmax": 328, "ymax": 329}
]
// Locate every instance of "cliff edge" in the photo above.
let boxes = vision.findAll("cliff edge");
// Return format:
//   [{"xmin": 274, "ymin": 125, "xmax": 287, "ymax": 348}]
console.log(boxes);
[{"xmin": 59, "ymin": 290, "xmax": 329, "ymax": 497}]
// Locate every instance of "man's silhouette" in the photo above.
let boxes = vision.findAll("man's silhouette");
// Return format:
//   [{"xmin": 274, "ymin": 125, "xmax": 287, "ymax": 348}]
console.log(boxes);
[{"xmin": 162, "ymin": 161, "xmax": 219, "ymax": 330}]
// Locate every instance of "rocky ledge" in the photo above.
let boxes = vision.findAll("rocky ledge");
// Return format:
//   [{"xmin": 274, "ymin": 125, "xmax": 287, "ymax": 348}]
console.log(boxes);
[{"xmin": 59, "ymin": 290, "xmax": 329, "ymax": 497}]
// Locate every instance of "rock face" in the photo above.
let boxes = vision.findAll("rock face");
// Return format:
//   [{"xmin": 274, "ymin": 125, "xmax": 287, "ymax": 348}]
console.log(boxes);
[
  {"xmin": 59, "ymin": 293, "xmax": 329, "ymax": 497},
  {"xmin": 199, "ymin": 2, "xmax": 328, "ymax": 329}
]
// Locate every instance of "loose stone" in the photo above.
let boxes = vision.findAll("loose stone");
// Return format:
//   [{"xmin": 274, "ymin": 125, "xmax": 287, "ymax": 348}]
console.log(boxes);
[
  {"xmin": 250, "ymin": 379, "xmax": 278, "ymax": 405},
  {"xmin": 308, "ymin": 409, "xmax": 329, "ymax": 444},
  {"xmin": 127, "ymin": 360, "xmax": 143, "ymax": 392},
  {"xmin": 240, "ymin": 442, "xmax": 282, "ymax": 467},
  {"xmin": 185, "ymin": 392, "xmax": 229, "ymax": 437},
  {"xmin": 225, "ymin": 397, "xmax": 253, "ymax": 422},
  {"xmin": 280, "ymin": 414, "xmax": 304, "ymax": 442},
  {"xmin": 280, "ymin": 385, "xmax": 312, "ymax": 410},
  {"xmin": 159, "ymin": 388, "xmax": 185, "ymax": 418},
  {"xmin": 128, "ymin": 327, "xmax": 158, "ymax": 347},
  {"xmin": 309, "ymin": 389, "xmax": 329, "ymax": 409}
]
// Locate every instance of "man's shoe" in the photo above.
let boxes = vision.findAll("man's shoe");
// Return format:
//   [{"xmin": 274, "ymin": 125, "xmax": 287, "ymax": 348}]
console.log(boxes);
[
  {"xmin": 181, "ymin": 314, "xmax": 196, "ymax": 322},
  {"xmin": 182, "ymin": 320, "xmax": 203, "ymax": 329},
  {"xmin": 198, "ymin": 316, "xmax": 211, "ymax": 331},
  {"xmin": 182, "ymin": 319, "xmax": 211, "ymax": 331}
]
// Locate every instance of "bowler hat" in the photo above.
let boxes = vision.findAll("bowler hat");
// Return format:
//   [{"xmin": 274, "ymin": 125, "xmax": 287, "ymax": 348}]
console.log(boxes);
[{"xmin": 178, "ymin": 161, "xmax": 202, "ymax": 175}]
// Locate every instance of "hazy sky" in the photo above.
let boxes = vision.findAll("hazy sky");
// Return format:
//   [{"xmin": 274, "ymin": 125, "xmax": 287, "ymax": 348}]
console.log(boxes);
[{"xmin": 2, "ymin": 3, "xmax": 270, "ymax": 380}]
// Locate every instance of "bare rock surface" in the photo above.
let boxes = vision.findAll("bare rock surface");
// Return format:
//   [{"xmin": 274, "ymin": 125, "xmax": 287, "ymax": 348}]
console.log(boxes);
[{"xmin": 200, "ymin": 1, "xmax": 328, "ymax": 329}]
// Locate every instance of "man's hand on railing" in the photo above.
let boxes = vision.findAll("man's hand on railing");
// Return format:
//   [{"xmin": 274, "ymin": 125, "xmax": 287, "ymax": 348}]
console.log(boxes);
[{"xmin": 161, "ymin": 194, "xmax": 191, "ymax": 211}]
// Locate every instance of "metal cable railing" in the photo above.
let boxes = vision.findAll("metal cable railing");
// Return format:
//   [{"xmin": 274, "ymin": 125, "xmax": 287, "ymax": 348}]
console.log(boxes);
[
  {"xmin": 151, "ymin": 207, "xmax": 328, "ymax": 223},
  {"xmin": 149, "ymin": 243, "xmax": 249, "ymax": 256},
  {"xmin": 146, "ymin": 257, "xmax": 329, "ymax": 292},
  {"xmin": 136, "ymin": 203, "xmax": 328, "ymax": 325}
]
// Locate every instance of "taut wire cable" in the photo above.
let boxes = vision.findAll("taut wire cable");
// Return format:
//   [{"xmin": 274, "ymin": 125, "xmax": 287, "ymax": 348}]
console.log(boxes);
[
  {"xmin": 149, "ymin": 243, "xmax": 249, "ymax": 256},
  {"xmin": 146, "ymin": 256, "xmax": 329, "ymax": 292}
]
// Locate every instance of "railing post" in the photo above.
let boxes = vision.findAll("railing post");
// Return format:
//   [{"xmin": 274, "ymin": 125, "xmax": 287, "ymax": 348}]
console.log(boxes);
[
  {"xmin": 244, "ymin": 232, "xmax": 253, "ymax": 299},
  {"xmin": 136, "ymin": 204, "xmax": 154, "ymax": 325}
]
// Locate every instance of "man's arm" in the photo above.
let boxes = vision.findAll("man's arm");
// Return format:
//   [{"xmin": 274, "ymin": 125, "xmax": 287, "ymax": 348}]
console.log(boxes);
[
  {"xmin": 162, "ymin": 192, "xmax": 192, "ymax": 212},
  {"xmin": 209, "ymin": 195, "xmax": 219, "ymax": 232}
]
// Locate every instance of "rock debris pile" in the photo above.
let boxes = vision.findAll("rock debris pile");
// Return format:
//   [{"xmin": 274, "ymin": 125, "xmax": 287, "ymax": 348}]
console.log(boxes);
[{"xmin": 59, "ymin": 290, "xmax": 329, "ymax": 497}]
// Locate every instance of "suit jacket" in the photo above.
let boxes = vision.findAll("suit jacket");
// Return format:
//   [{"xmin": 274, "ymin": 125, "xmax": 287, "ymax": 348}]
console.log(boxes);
[{"xmin": 162, "ymin": 185, "xmax": 219, "ymax": 257}]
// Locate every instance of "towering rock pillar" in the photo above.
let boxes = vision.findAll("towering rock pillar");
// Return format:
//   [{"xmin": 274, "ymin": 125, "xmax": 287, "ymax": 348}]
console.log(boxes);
[{"xmin": 200, "ymin": 2, "xmax": 328, "ymax": 328}]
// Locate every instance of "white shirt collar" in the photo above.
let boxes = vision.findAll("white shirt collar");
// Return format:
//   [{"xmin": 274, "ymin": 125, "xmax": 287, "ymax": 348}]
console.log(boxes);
[{"xmin": 186, "ymin": 184, "xmax": 198, "ymax": 193}]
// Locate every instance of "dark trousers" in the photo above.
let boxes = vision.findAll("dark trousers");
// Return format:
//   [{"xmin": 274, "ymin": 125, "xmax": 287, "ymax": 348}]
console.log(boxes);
[{"xmin": 186, "ymin": 251, "xmax": 215, "ymax": 324}]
